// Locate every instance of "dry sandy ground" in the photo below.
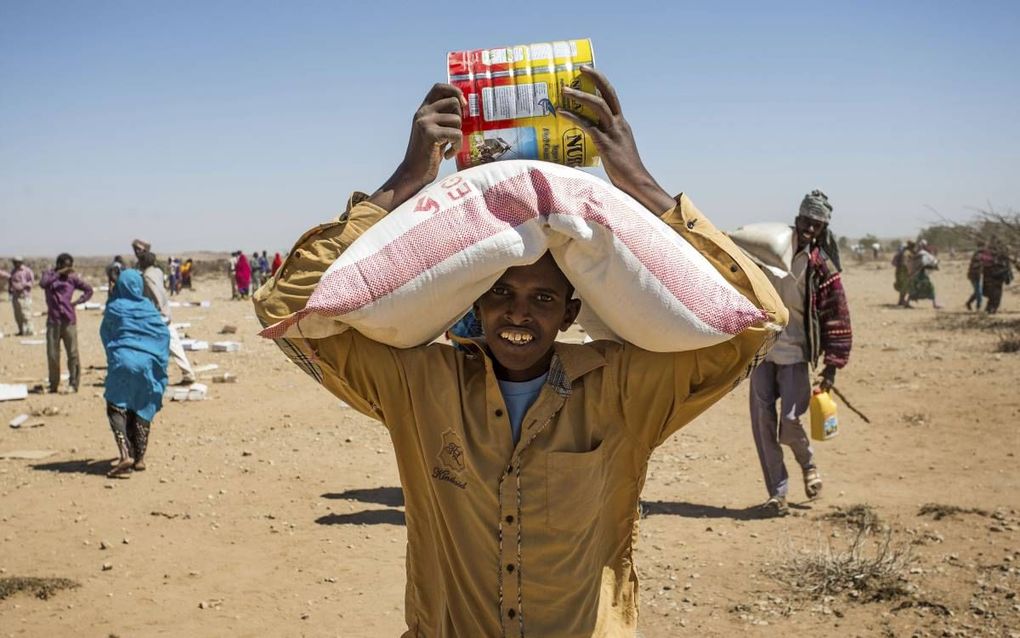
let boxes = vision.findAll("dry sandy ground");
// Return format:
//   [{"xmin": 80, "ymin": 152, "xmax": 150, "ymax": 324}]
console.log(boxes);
[{"xmin": 1, "ymin": 261, "xmax": 1018, "ymax": 637}]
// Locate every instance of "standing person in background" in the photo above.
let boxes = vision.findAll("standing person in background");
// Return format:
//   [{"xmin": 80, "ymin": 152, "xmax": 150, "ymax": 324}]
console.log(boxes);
[
  {"xmin": 965, "ymin": 242, "xmax": 991, "ymax": 311},
  {"xmin": 250, "ymin": 252, "xmax": 263, "ymax": 293},
  {"xmin": 40, "ymin": 253, "xmax": 93, "ymax": 393},
  {"xmin": 906, "ymin": 239, "xmax": 942, "ymax": 309},
  {"xmin": 105, "ymin": 255, "xmax": 124, "ymax": 291},
  {"xmin": 235, "ymin": 252, "xmax": 251, "ymax": 298},
  {"xmin": 983, "ymin": 237, "xmax": 1014, "ymax": 314},
  {"xmin": 228, "ymin": 252, "xmax": 239, "ymax": 299},
  {"xmin": 101, "ymin": 269, "xmax": 170, "ymax": 478},
  {"xmin": 892, "ymin": 241, "xmax": 915, "ymax": 307},
  {"xmin": 137, "ymin": 251, "xmax": 197, "ymax": 385},
  {"xmin": 167, "ymin": 257, "xmax": 178, "ymax": 296},
  {"xmin": 180, "ymin": 258, "xmax": 194, "ymax": 290},
  {"xmin": 749, "ymin": 190, "xmax": 852, "ymax": 516},
  {"xmin": 259, "ymin": 251, "xmax": 270, "ymax": 280},
  {"xmin": 4, "ymin": 257, "xmax": 36, "ymax": 336},
  {"xmin": 270, "ymin": 252, "xmax": 283, "ymax": 276}
]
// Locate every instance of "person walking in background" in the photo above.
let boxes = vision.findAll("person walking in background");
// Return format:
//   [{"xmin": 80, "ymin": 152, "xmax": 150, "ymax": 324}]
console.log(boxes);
[
  {"xmin": 892, "ymin": 241, "xmax": 915, "ymax": 307},
  {"xmin": 249, "ymin": 252, "xmax": 263, "ymax": 293},
  {"xmin": 983, "ymin": 237, "xmax": 1014, "ymax": 314},
  {"xmin": 235, "ymin": 251, "xmax": 251, "ymax": 298},
  {"xmin": 137, "ymin": 251, "xmax": 197, "ymax": 385},
  {"xmin": 105, "ymin": 255, "xmax": 124, "ymax": 291},
  {"xmin": 100, "ymin": 269, "xmax": 170, "ymax": 478},
  {"xmin": 270, "ymin": 252, "xmax": 283, "ymax": 277},
  {"xmin": 180, "ymin": 258, "xmax": 194, "ymax": 290},
  {"xmin": 228, "ymin": 252, "xmax": 239, "ymax": 299},
  {"xmin": 906, "ymin": 239, "xmax": 942, "ymax": 309},
  {"xmin": 749, "ymin": 190, "xmax": 852, "ymax": 516},
  {"xmin": 965, "ymin": 242, "xmax": 992, "ymax": 311},
  {"xmin": 40, "ymin": 253, "xmax": 93, "ymax": 393},
  {"xmin": 3, "ymin": 257, "xmax": 36, "ymax": 336}
]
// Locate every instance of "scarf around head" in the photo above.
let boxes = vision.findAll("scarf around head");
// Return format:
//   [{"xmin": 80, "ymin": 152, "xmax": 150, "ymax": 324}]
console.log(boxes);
[
  {"xmin": 799, "ymin": 189, "xmax": 833, "ymax": 223},
  {"xmin": 101, "ymin": 269, "xmax": 170, "ymax": 364}
]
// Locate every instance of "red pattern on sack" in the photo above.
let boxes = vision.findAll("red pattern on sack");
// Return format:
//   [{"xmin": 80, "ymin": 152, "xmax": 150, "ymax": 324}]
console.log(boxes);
[{"xmin": 260, "ymin": 167, "xmax": 765, "ymax": 340}]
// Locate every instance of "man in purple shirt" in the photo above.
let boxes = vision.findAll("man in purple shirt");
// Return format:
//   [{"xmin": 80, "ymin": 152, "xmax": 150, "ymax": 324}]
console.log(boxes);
[
  {"xmin": 1, "ymin": 257, "xmax": 36, "ymax": 336},
  {"xmin": 40, "ymin": 253, "xmax": 93, "ymax": 393}
]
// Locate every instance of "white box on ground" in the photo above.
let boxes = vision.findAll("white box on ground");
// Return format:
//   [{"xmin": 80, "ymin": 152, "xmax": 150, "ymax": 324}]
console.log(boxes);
[
  {"xmin": 0, "ymin": 384, "xmax": 29, "ymax": 402},
  {"xmin": 168, "ymin": 383, "xmax": 208, "ymax": 401},
  {"xmin": 181, "ymin": 339, "xmax": 209, "ymax": 351},
  {"xmin": 211, "ymin": 341, "xmax": 241, "ymax": 353},
  {"xmin": 9, "ymin": 414, "xmax": 29, "ymax": 428}
]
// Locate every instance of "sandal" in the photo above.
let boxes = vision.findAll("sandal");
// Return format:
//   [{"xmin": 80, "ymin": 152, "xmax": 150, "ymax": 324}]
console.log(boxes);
[
  {"xmin": 804, "ymin": 468, "xmax": 823, "ymax": 499},
  {"xmin": 761, "ymin": 496, "xmax": 788, "ymax": 517},
  {"xmin": 107, "ymin": 459, "xmax": 134, "ymax": 479}
]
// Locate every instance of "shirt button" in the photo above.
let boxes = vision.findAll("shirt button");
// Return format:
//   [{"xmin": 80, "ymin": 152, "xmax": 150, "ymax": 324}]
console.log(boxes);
[
  {"xmin": 505, "ymin": 515, "xmax": 514, "ymax": 524},
  {"xmin": 730, "ymin": 264, "xmax": 739, "ymax": 273},
  {"xmin": 506, "ymin": 564, "xmax": 515, "ymax": 573},
  {"xmin": 507, "ymin": 608, "xmax": 516, "ymax": 619},
  {"xmin": 686, "ymin": 220, "xmax": 696, "ymax": 229},
  {"xmin": 495, "ymin": 409, "xmax": 504, "ymax": 417}
]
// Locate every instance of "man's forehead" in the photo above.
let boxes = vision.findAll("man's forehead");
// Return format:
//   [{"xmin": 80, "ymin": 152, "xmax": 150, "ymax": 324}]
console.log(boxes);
[{"xmin": 498, "ymin": 256, "xmax": 571, "ymax": 292}]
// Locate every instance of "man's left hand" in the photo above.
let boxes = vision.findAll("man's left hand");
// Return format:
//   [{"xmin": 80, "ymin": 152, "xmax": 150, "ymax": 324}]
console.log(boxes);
[
  {"xmin": 558, "ymin": 67, "xmax": 676, "ymax": 215},
  {"xmin": 818, "ymin": 365, "xmax": 837, "ymax": 392}
]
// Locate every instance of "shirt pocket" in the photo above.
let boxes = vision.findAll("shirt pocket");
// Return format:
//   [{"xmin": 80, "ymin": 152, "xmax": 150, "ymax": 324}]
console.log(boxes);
[{"xmin": 545, "ymin": 442, "xmax": 606, "ymax": 532}]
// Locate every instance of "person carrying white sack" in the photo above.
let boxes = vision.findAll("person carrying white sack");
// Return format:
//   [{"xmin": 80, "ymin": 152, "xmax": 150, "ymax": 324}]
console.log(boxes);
[{"xmin": 254, "ymin": 67, "xmax": 786, "ymax": 638}]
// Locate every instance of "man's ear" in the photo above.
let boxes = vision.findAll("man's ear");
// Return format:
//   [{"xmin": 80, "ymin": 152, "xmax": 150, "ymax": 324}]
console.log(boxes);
[{"xmin": 561, "ymin": 298, "xmax": 582, "ymax": 331}]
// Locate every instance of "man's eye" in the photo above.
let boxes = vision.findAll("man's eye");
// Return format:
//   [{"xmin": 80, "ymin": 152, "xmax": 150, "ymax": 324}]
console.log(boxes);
[
  {"xmin": 536, "ymin": 293, "xmax": 554, "ymax": 303},
  {"xmin": 490, "ymin": 286, "xmax": 509, "ymax": 296}
]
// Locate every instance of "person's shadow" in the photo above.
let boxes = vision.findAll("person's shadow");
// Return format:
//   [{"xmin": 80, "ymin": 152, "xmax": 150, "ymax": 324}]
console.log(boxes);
[
  {"xmin": 31, "ymin": 458, "xmax": 114, "ymax": 476},
  {"xmin": 317, "ymin": 486, "xmax": 405, "ymax": 526},
  {"xmin": 641, "ymin": 500, "xmax": 777, "ymax": 521}
]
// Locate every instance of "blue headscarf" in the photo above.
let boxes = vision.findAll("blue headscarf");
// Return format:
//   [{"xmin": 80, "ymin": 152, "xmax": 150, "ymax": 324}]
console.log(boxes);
[{"xmin": 100, "ymin": 269, "xmax": 171, "ymax": 421}]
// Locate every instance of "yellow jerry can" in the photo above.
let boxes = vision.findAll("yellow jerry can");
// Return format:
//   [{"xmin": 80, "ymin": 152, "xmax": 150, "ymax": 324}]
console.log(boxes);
[{"xmin": 810, "ymin": 389, "xmax": 839, "ymax": 441}]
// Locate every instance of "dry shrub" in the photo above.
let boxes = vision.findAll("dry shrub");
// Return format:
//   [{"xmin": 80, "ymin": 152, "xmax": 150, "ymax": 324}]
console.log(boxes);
[
  {"xmin": 769, "ymin": 527, "xmax": 915, "ymax": 603},
  {"xmin": 917, "ymin": 503, "xmax": 989, "ymax": 521},
  {"xmin": 823, "ymin": 504, "xmax": 882, "ymax": 533},
  {"xmin": 0, "ymin": 576, "xmax": 79, "ymax": 601},
  {"xmin": 996, "ymin": 327, "xmax": 1020, "ymax": 353}
]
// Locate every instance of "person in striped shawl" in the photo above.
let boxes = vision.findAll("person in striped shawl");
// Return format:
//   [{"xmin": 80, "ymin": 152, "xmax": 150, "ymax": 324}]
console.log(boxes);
[{"xmin": 749, "ymin": 189, "xmax": 853, "ymax": 516}]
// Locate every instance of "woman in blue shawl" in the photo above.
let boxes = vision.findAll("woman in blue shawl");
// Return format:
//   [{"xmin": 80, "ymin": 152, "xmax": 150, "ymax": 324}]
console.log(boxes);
[{"xmin": 100, "ymin": 269, "xmax": 170, "ymax": 478}]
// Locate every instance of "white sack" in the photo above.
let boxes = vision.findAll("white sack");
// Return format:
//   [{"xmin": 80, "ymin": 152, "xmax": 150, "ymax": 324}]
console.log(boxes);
[
  {"xmin": 728, "ymin": 222, "xmax": 795, "ymax": 274},
  {"xmin": 261, "ymin": 161, "xmax": 767, "ymax": 352}
]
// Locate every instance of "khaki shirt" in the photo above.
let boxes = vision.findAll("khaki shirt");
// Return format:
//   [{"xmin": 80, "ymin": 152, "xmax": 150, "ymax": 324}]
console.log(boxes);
[{"xmin": 254, "ymin": 192, "xmax": 787, "ymax": 638}]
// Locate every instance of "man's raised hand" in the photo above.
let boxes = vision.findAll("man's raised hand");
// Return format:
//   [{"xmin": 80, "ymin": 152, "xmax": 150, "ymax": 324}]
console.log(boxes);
[
  {"xmin": 370, "ymin": 84, "xmax": 467, "ymax": 212},
  {"xmin": 559, "ymin": 67, "xmax": 676, "ymax": 216}
]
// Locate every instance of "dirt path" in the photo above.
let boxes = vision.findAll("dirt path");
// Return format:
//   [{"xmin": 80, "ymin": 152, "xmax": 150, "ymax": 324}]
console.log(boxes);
[{"xmin": 1, "ymin": 261, "xmax": 1017, "ymax": 637}]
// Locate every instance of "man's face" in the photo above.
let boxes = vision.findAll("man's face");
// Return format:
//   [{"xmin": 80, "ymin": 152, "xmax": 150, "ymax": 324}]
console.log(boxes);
[
  {"xmin": 474, "ymin": 253, "xmax": 581, "ymax": 382},
  {"xmin": 795, "ymin": 215, "xmax": 827, "ymax": 248}
]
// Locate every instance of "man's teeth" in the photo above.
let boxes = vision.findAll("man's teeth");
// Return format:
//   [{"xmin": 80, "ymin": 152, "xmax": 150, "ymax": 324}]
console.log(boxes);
[{"xmin": 500, "ymin": 330, "xmax": 533, "ymax": 344}]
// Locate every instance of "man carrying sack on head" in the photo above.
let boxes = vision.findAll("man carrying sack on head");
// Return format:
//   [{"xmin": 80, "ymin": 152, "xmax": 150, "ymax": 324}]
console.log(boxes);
[
  {"xmin": 748, "ymin": 190, "xmax": 852, "ymax": 517},
  {"xmin": 255, "ymin": 68, "xmax": 786, "ymax": 637}
]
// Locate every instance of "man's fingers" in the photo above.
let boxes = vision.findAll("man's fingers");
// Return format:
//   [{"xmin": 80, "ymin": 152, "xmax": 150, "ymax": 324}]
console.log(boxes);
[
  {"xmin": 560, "ymin": 89, "xmax": 612, "ymax": 129},
  {"xmin": 423, "ymin": 84, "xmax": 466, "ymax": 109},
  {"xmin": 578, "ymin": 65, "xmax": 621, "ymax": 115},
  {"xmin": 557, "ymin": 109, "xmax": 606, "ymax": 143}
]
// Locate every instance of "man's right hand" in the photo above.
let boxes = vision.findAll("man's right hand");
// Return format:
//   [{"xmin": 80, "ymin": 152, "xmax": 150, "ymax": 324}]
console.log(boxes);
[{"xmin": 369, "ymin": 84, "xmax": 466, "ymax": 212}]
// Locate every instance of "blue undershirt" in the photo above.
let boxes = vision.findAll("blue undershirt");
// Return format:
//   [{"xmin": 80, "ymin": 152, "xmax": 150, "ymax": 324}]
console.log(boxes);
[{"xmin": 497, "ymin": 373, "xmax": 548, "ymax": 445}]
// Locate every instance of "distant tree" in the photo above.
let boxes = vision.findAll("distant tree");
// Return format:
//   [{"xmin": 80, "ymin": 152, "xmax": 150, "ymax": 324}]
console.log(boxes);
[
  {"xmin": 837, "ymin": 235, "xmax": 849, "ymax": 249},
  {"xmin": 919, "ymin": 224, "xmax": 974, "ymax": 253},
  {"xmin": 859, "ymin": 234, "xmax": 880, "ymax": 247}
]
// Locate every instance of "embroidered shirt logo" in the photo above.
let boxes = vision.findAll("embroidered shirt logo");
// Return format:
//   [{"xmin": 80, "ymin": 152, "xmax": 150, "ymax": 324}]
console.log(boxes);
[
  {"xmin": 433, "ymin": 429, "xmax": 468, "ymax": 490},
  {"xmin": 438, "ymin": 430, "xmax": 466, "ymax": 472}
]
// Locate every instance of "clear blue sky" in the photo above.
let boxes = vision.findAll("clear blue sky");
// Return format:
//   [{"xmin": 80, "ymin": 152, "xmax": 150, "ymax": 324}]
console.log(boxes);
[{"xmin": 2, "ymin": 0, "xmax": 1018, "ymax": 256}]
